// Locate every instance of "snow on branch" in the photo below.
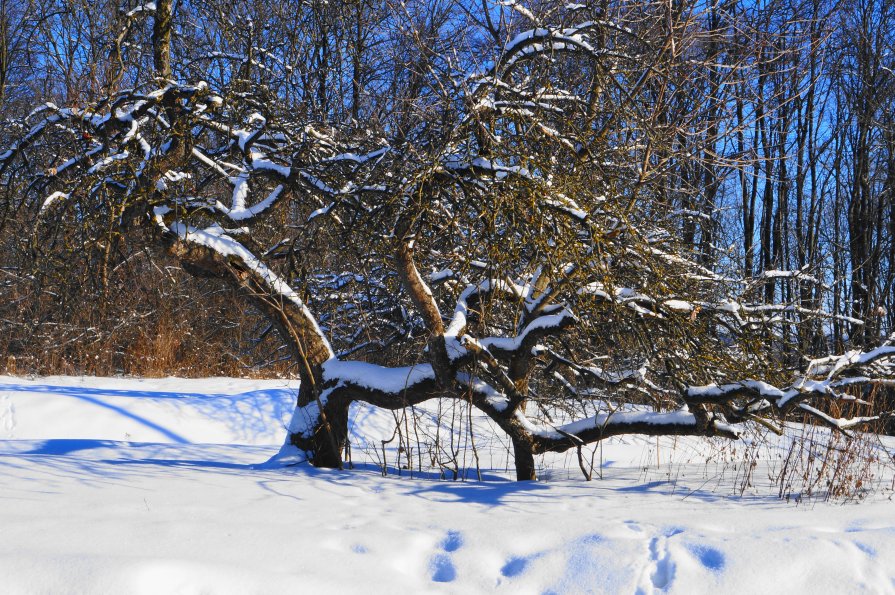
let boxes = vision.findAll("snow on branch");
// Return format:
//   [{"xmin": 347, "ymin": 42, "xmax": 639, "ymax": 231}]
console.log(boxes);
[
  {"xmin": 513, "ymin": 408, "xmax": 739, "ymax": 452},
  {"xmin": 160, "ymin": 217, "xmax": 333, "ymax": 358},
  {"xmin": 479, "ymin": 307, "xmax": 577, "ymax": 356},
  {"xmin": 685, "ymin": 346, "xmax": 895, "ymax": 432},
  {"xmin": 444, "ymin": 278, "xmax": 526, "ymax": 360},
  {"xmin": 322, "ymin": 359, "xmax": 436, "ymax": 397},
  {"xmin": 501, "ymin": 20, "xmax": 639, "ymax": 69}
]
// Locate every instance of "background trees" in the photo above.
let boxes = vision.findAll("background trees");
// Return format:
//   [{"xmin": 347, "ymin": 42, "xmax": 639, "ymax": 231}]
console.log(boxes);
[{"xmin": 1, "ymin": 0, "xmax": 894, "ymax": 481}]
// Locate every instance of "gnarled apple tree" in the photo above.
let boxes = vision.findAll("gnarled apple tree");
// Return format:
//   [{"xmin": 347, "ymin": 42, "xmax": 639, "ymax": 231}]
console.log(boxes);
[{"xmin": 2, "ymin": 2, "xmax": 893, "ymax": 480}]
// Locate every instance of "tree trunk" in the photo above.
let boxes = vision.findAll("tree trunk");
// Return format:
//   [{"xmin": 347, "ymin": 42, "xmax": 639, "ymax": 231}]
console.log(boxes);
[
  {"xmin": 293, "ymin": 385, "xmax": 350, "ymax": 469},
  {"xmin": 152, "ymin": 0, "xmax": 173, "ymax": 79},
  {"xmin": 163, "ymin": 237, "xmax": 346, "ymax": 468},
  {"xmin": 512, "ymin": 437, "xmax": 537, "ymax": 481}
]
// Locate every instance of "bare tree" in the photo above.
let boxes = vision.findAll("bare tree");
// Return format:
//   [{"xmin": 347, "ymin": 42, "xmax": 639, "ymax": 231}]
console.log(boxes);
[{"xmin": 2, "ymin": 0, "xmax": 894, "ymax": 481}]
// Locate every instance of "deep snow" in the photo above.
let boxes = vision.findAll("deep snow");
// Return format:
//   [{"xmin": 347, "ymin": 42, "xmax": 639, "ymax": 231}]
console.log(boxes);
[{"xmin": 2, "ymin": 375, "xmax": 895, "ymax": 594}]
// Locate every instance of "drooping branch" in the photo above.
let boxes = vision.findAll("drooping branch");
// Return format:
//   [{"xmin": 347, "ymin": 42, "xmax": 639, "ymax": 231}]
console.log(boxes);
[
  {"xmin": 158, "ymin": 220, "xmax": 334, "ymax": 364},
  {"xmin": 685, "ymin": 346, "xmax": 895, "ymax": 432}
]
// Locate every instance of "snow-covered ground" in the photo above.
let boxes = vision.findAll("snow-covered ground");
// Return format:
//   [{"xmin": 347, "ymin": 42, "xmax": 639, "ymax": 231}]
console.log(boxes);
[{"xmin": 2, "ymin": 375, "xmax": 895, "ymax": 594}]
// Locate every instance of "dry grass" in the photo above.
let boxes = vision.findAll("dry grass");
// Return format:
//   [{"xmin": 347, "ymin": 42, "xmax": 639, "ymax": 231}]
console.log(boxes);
[{"xmin": 1, "ymin": 255, "xmax": 293, "ymax": 379}]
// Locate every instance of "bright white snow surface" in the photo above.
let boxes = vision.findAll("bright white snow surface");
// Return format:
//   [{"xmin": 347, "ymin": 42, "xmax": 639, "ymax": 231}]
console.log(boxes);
[{"xmin": 2, "ymin": 375, "xmax": 895, "ymax": 594}]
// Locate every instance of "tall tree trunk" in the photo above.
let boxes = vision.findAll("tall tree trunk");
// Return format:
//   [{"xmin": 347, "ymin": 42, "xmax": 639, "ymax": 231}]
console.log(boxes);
[{"xmin": 153, "ymin": 0, "xmax": 173, "ymax": 79}]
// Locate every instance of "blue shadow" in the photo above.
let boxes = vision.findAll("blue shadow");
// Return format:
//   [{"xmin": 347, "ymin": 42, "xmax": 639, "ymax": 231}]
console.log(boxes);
[{"xmin": 0, "ymin": 382, "xmax": 297, "ymax": 445}]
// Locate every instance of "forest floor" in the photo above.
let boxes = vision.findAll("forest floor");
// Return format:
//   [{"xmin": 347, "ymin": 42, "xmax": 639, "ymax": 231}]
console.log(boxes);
[{"xmin": 2, "ymin": 375, "xmax": 895, "ymax": 594}]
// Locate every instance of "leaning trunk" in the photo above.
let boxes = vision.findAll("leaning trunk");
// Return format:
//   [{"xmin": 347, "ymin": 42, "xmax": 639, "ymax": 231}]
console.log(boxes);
[{"xmin": 163, "ymin": 236, "xmax": 346, "ymax": 468}]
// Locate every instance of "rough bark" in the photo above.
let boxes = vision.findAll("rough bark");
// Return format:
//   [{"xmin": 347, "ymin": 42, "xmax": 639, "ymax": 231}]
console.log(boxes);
[
  {"xmin": 152, "ymin": 0, "xmax": 173, "ymax": 79},
  {"xmin": 512, "ymin": 436, "xmax": 537, "ymax": 481},
  {"xmin": 394, "ymin": 214, "xmax": 454, "ymax": 385}
]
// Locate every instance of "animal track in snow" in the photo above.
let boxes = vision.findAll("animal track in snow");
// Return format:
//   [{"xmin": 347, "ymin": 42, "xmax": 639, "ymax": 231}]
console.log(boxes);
[
  {"xmin": 441, "ymin": 530, "xmax": 463, "ymax": 552},
  {"xmin": 430, "ymin": 530, "xmax": 463, "ymax": 582},
  {"xmin": 648, "ymin": 536, "xmax": 674, "ymax": 590},
  {"xmin": 687, "ymin": 544, "xmax": 725, "ymax": 571},
  {"xmin": 500, "ymin": 556, "xmax": 528, "ymax": 578},
  {"xmin": 500, "ymin": 552, "xmax": 544, "ymax": 578},
  {"xmin": 430, "ymin": 554, "xmax": 456, "ymax": 582}
]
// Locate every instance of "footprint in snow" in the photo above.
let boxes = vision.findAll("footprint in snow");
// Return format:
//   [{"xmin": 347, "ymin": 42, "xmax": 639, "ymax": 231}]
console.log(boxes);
[
  {"xmin": 500, "ymin": 556, "xmax": 530, "ymax": 578},
  {"xmin": 430, "ymin": 554, "xmax": 456, "ymax": 582},
  {"xmin": 686, "ymin": 544, "xmax": 725, "ymax": 571},
  {"xmin": 430, "ymin": 530, "xmax": 462, "ymax": 582},
  {"xmin": 648, "ymin": 536, "xmax": 674, "ymax": 590},
  {"xmin": 441, "ymin": 530, "xmax": 463, "ymax": 552}
]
